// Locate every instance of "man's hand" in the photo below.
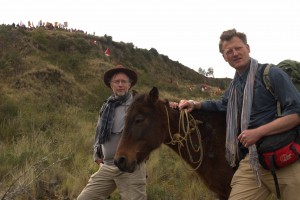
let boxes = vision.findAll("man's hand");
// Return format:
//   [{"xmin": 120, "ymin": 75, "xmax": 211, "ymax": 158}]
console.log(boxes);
[
  {"xmin": 178, "ymin": 100, "xmax": 196, "ymax": 112},
  {"xmin": 170, "ymin": 100, "xmax": 200, "ymax": 112},
  {"xmin": 238, "ymin": 129, "xmax": 263, "ymax": 148},
  {"xmin": 169, "ymin": 102, "xmax": 179, "ymax": 109},
  {"xmin": 95, "ymin": 159, "xmax": 104, "ymax": 165}
]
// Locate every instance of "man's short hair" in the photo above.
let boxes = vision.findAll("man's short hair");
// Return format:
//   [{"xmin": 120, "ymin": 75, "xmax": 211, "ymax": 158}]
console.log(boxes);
[{"xmin": 218, "ymin": 29, "xmax": 248, "ymax": 54}]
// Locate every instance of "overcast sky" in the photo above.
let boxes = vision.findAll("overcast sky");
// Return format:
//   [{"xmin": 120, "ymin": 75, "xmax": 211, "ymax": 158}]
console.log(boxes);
[{"xmin": 1, "ymin": 0, "xmax": 299, "ymax": 78}]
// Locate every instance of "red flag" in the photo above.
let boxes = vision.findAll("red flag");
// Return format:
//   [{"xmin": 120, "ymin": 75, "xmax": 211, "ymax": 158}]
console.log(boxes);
[{"xmin": 105, "ymin": 48, "xmax": 111, "ymax": 57}]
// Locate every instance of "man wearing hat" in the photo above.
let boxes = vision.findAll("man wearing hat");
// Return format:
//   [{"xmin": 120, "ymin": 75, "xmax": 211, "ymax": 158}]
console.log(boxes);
[{"xmin": 77, "ymin": 65, "xmax": 147, "ymax": 200}]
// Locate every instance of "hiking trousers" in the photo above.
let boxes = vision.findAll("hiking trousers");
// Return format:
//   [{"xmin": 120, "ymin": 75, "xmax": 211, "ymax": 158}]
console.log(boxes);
[
  {"xmin": 229, "ymin": 154, "xmax": 300, "ymax": 200},
  {"xmin": 77, "ymin": 162, "xmax": 147, "ymax": 200}
]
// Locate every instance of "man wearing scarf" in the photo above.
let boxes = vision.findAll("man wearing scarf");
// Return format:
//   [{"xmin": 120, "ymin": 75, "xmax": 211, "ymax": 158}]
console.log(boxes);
[
  {"xmin": 177, "ymin": 29, "xmax": 300, "ymax": 199},
  {"xmin": 77, "ymin": 65, "xmax": 147, "ymax": 200}
]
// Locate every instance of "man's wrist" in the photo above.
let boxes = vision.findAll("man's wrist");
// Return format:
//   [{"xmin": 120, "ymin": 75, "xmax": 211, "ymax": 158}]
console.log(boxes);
[{"xmin": 188, "ymin": 100, "xmax": 197, "ymax": 109}]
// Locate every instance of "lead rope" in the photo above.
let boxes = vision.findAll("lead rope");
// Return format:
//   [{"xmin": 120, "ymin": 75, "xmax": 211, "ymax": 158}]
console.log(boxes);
[{"xmin": 164, "ymin": 105, "xmax": 204, "ymax": 170}]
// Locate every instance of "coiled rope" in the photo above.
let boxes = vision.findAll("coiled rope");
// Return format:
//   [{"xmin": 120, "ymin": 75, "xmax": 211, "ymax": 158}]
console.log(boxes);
[{"xmin": 164, "ymin": 105, "xmax": 204, "ymax": 170}]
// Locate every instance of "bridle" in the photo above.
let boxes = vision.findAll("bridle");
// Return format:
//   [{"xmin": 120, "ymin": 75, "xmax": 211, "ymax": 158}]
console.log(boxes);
[{"xmin": 164, "ymin": 105, "xmax": 204, "ymax": 170}]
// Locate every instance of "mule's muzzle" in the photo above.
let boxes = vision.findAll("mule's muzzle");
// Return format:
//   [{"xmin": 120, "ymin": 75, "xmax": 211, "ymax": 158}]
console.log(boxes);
[{"xmin": 114, "ymin": 156, "xmax": 137, "ymax": 173}]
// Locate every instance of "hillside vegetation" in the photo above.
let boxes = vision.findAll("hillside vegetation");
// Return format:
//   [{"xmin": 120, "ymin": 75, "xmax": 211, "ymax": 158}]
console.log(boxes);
[{"xmin": 0, "ymin": 24, "xmax": 231, "ymax": 199}]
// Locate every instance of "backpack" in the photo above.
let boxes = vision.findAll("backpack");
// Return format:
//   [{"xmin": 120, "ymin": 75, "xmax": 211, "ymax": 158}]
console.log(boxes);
[
  {"xmin": 263, "ymin": 61, "xmax": 300, "ymax": 116},
  {"xmin": 277, "ymin": 59, "xmax": 300, "ymax": 91},
  {"xmin": 257, "ymin": 63, "xmax": 300, "ymax": 199}
]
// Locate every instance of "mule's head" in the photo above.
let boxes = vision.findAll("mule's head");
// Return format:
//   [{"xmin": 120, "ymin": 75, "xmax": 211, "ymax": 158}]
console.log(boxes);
[{"xmin": 114, "ymin": 87, "xmax": 169, "ymax": 172}]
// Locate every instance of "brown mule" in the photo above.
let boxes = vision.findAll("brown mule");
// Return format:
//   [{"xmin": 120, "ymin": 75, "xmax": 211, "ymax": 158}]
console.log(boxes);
[{"xmin": 114, "ymin": 87, "xmax": 235, "ymax": 200}]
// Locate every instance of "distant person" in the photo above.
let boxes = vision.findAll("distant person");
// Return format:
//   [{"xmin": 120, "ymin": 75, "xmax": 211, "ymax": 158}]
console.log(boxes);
[
  {"xmin": 77, "ymin": 65, "xmax": 147, "ymax": 200},
  {"xmin": 173, "ymin": 29, "xmax": 300, "ymax": 199}
]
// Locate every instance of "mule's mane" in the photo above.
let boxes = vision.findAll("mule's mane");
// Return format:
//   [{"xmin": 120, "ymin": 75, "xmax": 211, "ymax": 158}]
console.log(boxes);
[
  {"xmin": 132, "ymin": 91, "xmax": 168, "ymax": 105},
  {"xmin": 132, "ymin": 93, "xmax": 147, "ymax": 102}
]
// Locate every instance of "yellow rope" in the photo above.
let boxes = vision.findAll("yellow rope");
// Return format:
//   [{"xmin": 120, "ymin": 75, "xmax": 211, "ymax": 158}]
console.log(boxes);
[{"xmin": 164, "ymin": 105, "xmax": 204, "ymax": 170}]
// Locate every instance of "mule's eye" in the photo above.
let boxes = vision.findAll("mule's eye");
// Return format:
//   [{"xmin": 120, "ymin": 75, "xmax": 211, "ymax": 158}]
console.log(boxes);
[{"xmin": 134, "ymin": 114, "xmax": 144, "ymax": 124}]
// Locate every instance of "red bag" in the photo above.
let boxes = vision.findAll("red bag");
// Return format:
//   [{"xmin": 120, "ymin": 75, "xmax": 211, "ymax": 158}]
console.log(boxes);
[
  {"xmin": 256, "ymin": 129, "xmax": 300, "ymax": 199},
  {"xmin": 259, "ymin": 141, "xmax": 300, "ymax": 169},
  {"xmin": 257, "ymin": 129, "xmax": 300, "ymax": 170}
]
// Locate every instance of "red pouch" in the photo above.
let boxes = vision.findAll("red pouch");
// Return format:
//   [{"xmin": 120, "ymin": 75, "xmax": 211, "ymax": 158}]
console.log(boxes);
[
  {"xmin": 259, "ymin": 141, "xmax": 300, "ymax": 169},
  {"xmin": 257, "ymin": 129, "xmax": 300, "ymax": 170}
]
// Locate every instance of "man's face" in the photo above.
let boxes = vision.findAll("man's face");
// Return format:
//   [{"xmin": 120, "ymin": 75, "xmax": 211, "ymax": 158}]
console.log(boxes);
[
  {"xmin": 110, "ymin": 73, "xmax": 131, "ymax": 97},
  {"xmin": 222, "ymin": 36, "xmax": 251, "ymax": 74}
]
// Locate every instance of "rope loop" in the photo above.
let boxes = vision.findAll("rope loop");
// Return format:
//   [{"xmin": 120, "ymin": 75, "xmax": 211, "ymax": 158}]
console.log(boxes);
[{"xmin": 164, "ymin": 105, "xmax": 204, "ymax": 170}]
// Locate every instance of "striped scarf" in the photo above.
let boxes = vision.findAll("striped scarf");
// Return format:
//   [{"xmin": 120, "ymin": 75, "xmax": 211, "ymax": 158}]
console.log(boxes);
[
  {"xmin": 96, "ymin": 92, "xmax": 131, "ymax": 144},
  {"xmin": 226, "ymin": 58, "xmax": 261, "ymax": 186}
]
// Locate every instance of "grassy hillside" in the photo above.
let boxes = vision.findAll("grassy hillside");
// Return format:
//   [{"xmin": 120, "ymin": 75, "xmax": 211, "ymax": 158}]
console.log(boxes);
[{"xmin": 0, "ymin": 24, "xmax": 232, "ymax": 199}]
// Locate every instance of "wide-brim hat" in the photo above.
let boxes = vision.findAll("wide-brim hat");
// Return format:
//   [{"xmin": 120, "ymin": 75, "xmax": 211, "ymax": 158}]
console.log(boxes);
[{"xmin": 104, "ymin": 65, "xmax": 138, "ymax": 88}]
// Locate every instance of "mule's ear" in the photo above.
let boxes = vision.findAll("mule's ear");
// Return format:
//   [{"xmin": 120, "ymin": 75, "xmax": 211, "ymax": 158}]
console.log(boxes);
[{"xmin": 149, "ymin": 87, "xmax": 159, "ymax": 103}]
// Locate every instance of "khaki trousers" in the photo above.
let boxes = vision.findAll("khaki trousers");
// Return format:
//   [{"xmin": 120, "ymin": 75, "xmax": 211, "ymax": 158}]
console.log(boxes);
[
  {"xmin": 77, "ymin": 162, "xmax": 147, "ymax": 200},
  {"xmin": 229, "ymin": 154, "xmax": 300, "ymax": 200}
]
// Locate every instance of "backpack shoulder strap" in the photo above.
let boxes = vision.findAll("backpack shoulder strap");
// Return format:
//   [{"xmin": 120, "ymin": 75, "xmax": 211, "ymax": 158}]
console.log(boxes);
[
  {"xmin": 262, "ymin": 64, "xmax": 282, "ymax": 117},
  {"xmin": 263, "ymin": 64, "xmax": 275, "ymax": 96}
]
